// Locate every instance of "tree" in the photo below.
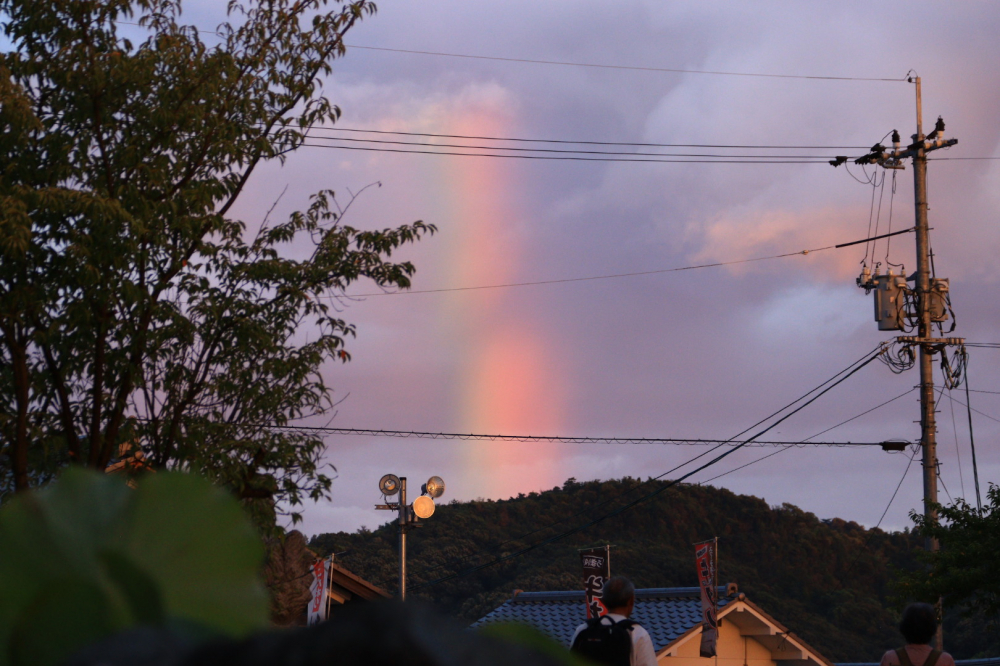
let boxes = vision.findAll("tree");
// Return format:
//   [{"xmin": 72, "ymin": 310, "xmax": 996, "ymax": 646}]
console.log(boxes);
[
  {"xmin": 0, "ymin": 0, "xmax": 434, "ymax": 526},
  {"xmin": 895, "ymin": 485, "xmax": 1000, "ymax": 619}
]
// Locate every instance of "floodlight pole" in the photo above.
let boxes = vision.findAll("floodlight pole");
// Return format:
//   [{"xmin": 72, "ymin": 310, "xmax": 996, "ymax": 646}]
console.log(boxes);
[{"xmin": 398, "ymin": 476, "xmax": 408, "ymax": 600}]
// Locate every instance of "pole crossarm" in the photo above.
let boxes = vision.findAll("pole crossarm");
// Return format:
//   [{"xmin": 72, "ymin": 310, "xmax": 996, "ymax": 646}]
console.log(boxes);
[
  {"xmin": 855, "ymin": 137, "xmax": 958, "ymax": 166},
  {"xmin": 895, "ymin": 336, "xmax": 965, "ymax": 347}
]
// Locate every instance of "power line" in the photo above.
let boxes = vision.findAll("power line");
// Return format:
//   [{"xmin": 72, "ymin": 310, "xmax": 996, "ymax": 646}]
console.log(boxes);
[
  {"xmin": 302, "ymin": 127, "xmax": 872, "ymax": 151},
  {"xmin": 699, "ymin": 387, "xmax": 917, "ymax": 484},
  {"xmin": 341, "ymin": 228, "xmax": 913, "ymax": 298},
  {"xmin": 414, "ymin": 346, "xmax": 885, "ymax": 589},
  {"xmin": 406, "ymin": 346, "xmax": 887, "ymax": 585},
  {"xmin": 942, "ymin": 392, "xmax": 1000, "ymax": 424},
  {"xmin": 301, "ymin": 142, "xmax": 830, "ymax": 163},
  {"xmin": 115, "ymin": 19, "xmax": 908, "ymax": 83},
  {"xmin": 345, "ymin": 246, "xmax": 836, "ymax": 297},
  {"xmin": 841, "ymin": 445, "xmax": 920, "ymax": 575},
  {"xmin": 874, "ymin": 447, "xmax": 920, "ymax": 530},
  {"xmin": 271, "ymin": 425, "xmax": 886, "ymax": 448},
  {"xmin": 295, "ymin": 134, "xmax": 849, "ymax": 159},
  {"xmin": 343, "ymin": 44, "xmax": 909, "ymax": 83}
]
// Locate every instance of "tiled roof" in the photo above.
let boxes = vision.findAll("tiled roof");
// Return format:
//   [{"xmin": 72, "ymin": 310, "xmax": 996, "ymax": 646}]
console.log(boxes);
[
  {"xmin": 834, "ymin": 656, "xmax": 1000, "ymax": 666},
  {"xmin": 471, "ymin": 587, "xmax": 730, "ymax": 652}
]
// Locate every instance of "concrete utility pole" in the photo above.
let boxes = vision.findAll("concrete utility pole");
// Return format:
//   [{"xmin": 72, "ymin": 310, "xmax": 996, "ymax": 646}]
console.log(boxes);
[
  {"xmin": 911, "ymin": 77, "xmax": 939, "ymax": 557},
  {"xmin": 851, "ymin": 75, "xmax": 958, "ymax": 650},
  {"xmin": 910, "ymin": 80, "xmax": 942, "ymax": 649}
]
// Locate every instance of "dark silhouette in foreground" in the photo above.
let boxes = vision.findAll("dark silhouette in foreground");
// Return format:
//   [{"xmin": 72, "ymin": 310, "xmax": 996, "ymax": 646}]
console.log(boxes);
[
  {"xmin": 67, "ymin": 601, "xmax": 574, "ymax": 666},
  {"xmin": 879, "ymin": 603, "xmax": 955, "ymax": 666}
]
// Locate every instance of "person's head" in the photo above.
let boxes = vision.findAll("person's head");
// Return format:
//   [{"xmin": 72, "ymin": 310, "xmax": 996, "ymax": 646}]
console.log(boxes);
[
  {"xmin": 899, "ymin": 603, "xmax": 937, "ymax": 645},
  {"xmin": 602, "ymin": 576, "xmax": 636, "ymax": 615}
]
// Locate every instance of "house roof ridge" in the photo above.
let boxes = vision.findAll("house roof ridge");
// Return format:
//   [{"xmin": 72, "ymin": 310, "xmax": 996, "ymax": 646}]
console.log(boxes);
[{"xmin": 511, "ymin": 586, "xmax": 729, "ymax": 602}]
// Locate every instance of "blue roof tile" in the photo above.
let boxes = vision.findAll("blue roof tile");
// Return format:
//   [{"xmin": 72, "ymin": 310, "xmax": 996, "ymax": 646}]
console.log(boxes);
[{"xmin": 471, "ymin": 587, "xmax": 730, "ymax": 651}]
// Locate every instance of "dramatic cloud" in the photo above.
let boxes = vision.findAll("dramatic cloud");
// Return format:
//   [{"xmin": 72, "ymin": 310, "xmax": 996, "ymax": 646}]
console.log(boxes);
[{"xmin": 206, "ymin": 0, "xmax": 1000, "ymax": 538}]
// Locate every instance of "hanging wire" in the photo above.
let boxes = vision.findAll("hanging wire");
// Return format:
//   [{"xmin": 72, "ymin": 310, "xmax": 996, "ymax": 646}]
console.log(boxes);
[
  {"xmin": 963, "ymin": 356, "xmax": 983, "ymax": 512},
  {"xmin": 869, "ymin": 170, "xmax": 888, "ymax": 267},
  {"xmin": 411, "ymin": 346, "xmax": 887, "ymax": 589},
  {"xmin": 879, "ymin": 340, "xmax": 917, "ymax": 374},
  {"xmin": 699, "ymin": 387, "xmax": 917, "ymax": 484},
  {"xmin": 940, "ymin": 345, "xmax": 968, "ymax": 389},
  {"xmin": 885, "ymin": 171, "xmax": 904, "ymax": 268},
  {"xmin": 946, "ymin": 385, "xmax": 967, "ymax": 500}
]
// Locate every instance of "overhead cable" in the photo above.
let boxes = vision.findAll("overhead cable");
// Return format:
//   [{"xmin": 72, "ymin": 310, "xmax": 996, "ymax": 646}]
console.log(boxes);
[
  {"xmin": 342, "ymin": 228, "xmax": 914, "ymax": 298},
  {"xmin": 301, "ymin": 142, "xmax": 830, "ymax": 163},
  {"xmin": 408, "ymin": 345, "xmax": 888, "ymax": 585},
  {"xmin": 272, "ymin": 425, "xmax": 885, "ymax": 448},
  {"xmin": 313, "ymin": 127, "xmax": 872, "ymax": 150},
  {"xmin": 116, "ymin": 20, "xmax": 908, "ymax": 82},
  {"xmin": 699, "ymin": 386, "xmax": 917, "ymax": 484},
  {"xmin": 296, "ymin": 134, "xmax": 849, "ymax": 159},
  {"xmin": 415, "ymin": 346, "xmax": 885, "ymax": 589},
  {"xmin": 344, "ymin": 44, "xmax": 909, "ymax": 83}
]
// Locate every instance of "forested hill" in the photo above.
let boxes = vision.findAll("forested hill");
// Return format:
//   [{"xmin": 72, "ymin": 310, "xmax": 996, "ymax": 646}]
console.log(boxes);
[{"xmin": 309, "ymin": 477, "xmax": 996, "ymax": 661}]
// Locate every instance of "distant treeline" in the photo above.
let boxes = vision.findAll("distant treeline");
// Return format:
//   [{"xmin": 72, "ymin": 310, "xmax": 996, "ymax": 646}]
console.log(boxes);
[{"xmin": 309, "ymin": 477, "xmax": 998, "ymax": 661}]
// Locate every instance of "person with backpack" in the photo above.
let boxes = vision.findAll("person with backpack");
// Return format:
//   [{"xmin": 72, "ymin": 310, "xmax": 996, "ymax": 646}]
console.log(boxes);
[
  {"xmin": 570, "ymin": 576, "xmax": 658, "ymax": 666},
  {"xmin": 879, "ymin": 603, "xmax": 955, "ymax": 666}
]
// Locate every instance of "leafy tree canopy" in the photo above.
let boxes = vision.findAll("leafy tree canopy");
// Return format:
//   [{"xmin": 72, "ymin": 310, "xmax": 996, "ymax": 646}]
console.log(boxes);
[
  {"xmin": 0, "ymin": 0, "xmax": 434, "ymax": 526},
  {"xmin": 895, "ymin": 484, "xmax": 1000, "ymax": 620}
]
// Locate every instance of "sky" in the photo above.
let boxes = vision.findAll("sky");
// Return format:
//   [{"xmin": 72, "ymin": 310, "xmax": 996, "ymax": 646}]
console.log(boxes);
[{"xmin": 195, "ymin": 1, "xmax": 1000, "ymax": 538}]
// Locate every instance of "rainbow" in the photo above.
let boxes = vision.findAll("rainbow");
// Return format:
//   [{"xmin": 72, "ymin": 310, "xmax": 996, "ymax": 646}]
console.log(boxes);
[{"xmin": 432, "ymin": 108, "xmax": 568, "ymax": 499}]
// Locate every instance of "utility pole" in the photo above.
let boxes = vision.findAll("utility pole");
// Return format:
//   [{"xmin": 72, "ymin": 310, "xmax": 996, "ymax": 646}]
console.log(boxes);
[
  {"xmin": 910, "ymin": 77, "xmax": 939, "ymax": 559},
  {"xmin": 850, "ymin": 75, "xmax": 958, "ymax": 650}
]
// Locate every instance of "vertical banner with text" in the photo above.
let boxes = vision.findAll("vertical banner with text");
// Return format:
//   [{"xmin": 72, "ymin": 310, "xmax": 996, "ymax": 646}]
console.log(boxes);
[
  {"xmin": 580, "ymin": 546, "xmax": 611, "ymax": 619},
  {"xmin": 307, "ymin": 557, "xmax": 331, "ymax": 626},
  {"xmin": 695, "ymin": 541, "xmax": 718, "ymax": 657}
]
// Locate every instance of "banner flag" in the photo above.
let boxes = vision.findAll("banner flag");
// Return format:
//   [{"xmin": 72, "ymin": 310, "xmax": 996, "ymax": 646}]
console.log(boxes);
[
  {"xmin": 695, "ymin": 541, "xmax": 718, "ymax": 657},
  {"xmin": 580, "ymin": 546, "xmax": 611, "ymax": 619},
  {"xmin": 307, "ymin": 557, "xmax": 331, "ymax": 626}
]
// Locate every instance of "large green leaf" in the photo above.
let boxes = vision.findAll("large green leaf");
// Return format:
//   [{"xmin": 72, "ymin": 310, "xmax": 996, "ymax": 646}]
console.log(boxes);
[{"xmin": 0, "ymin": 469, "xmax": 267, "ymax": 666}]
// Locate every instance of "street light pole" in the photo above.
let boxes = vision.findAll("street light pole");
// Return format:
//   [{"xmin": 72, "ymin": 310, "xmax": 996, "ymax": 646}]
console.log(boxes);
[
  {"xmin": 376, "ymin": 473, "xmax": 445, "ymax": 601},
  {"xmin": 398, "ymin": 476, "xmax": 407, "ymax": 601}
]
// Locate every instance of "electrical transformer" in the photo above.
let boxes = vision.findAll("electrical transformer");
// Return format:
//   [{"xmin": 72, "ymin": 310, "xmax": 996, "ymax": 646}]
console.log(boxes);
[{"xmin": 873, "ymin": 273, "xmax": 907, "ymax": 330}]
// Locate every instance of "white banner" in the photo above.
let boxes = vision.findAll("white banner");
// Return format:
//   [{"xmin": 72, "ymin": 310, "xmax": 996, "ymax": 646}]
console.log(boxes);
[{"xmin": 307, "ymin": 557, "xmax": 330, "ymax": 625}]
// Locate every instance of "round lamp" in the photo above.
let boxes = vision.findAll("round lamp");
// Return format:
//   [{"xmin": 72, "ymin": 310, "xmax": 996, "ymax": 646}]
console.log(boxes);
[
  {"xmin": 379, "ymin": 474, "xmax": 401, "ymax": 496},
  {"xmin": 412, "ymin": 495, "xmax": 435, "ymax": 519}
]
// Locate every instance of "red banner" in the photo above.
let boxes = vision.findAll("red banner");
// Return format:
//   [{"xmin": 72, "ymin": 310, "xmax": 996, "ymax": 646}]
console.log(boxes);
[
  {"xmin": 695, "ymin": 542, "xmax": 718, "ymax": 657},
  {"xmin": 580, "ymin": 546, "xmax": 610, "ymax": 619}
]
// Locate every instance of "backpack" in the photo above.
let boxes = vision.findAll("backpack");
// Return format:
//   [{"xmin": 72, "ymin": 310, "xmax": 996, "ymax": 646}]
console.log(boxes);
[{"xmin": 570, "ymin": 615, "xmax": 637, "ymax": 666}]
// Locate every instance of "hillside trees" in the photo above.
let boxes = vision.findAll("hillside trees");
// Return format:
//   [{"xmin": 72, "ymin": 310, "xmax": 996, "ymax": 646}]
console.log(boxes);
[
  {"xmin": 310, "ymin": 478, "xmax": 937, "ymax": 661},
  {"xmin": 0, "ymin": 0, "xmax": 434, "ymax": 526}
]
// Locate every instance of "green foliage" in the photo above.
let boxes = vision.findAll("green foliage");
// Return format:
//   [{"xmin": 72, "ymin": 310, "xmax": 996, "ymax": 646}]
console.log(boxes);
[
  {"xmin": 0, "ymin": 0, "xmax": 434, "ymax": 527},
  {"xmin": 895, "ymin": 484, "xmax": 1000, "ymax": 619},
  {"xmin": 310, "ymin": 477, "xmax": 998, "ymax": 661},
  {"xmin": 0, "ymin": 468, "xmax": 268, "ymax": 666},
  {"xmin": 478, "ymin": 623, "xmax": 587, "ymax": 666}
]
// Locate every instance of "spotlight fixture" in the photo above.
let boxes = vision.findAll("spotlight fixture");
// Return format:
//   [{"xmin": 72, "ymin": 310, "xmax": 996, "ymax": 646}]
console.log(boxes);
[
  {"xmin": 423, "ymin": 476, "xmax": 445, "ymax": 499},
  {"xmin": 379, "ymin": 474, "xmax": 401, "ymax": 496}
]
